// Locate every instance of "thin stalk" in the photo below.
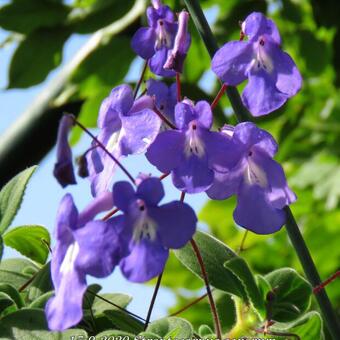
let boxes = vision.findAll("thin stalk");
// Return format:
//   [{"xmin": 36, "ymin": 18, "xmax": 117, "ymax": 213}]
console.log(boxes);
[
  {"xmin": 190, "ymin": 239, "xmax": 222, "ymax": 339},
  {"xmin": 238, "ymin": 230, "xmax": 248, "ymax": 254},
  {"xmin": 134, "ymin": 60, "xmax": 148, "ymax": 99},
  {"xmin": 176, "ymin": 72, "xmax": 182, "ymax": 102},
  {"xmin": 169, "ymin": 292, "xmax": 209, "ymax": 317},
  {"xmin": 211, "ymin": 83, "xmax": 227, "ymax": 110},
  {"xmin": 184, "ymin": 0, "xmax": 340, "ymax": 338},
  {"xmin": 102, "ymin": 207, "xmax": 119, "ymax": 221},
  {"xmin": 313, "ymin": 270, "xmax": 340, "ymax": 294},
  {"xmin": 153, "ymin": 107, "xmax": 177, "ymax": 129},
  {"xmin": 159, "ymin": 172, "xmax": 170, "ymax": 180},
  {"xmin": 70, "ymin": 115, "xmax": 136, "ymax": 185},
  {"xmin": 144, "ymin": 272, "xmax": 163, "ymax": 330}
]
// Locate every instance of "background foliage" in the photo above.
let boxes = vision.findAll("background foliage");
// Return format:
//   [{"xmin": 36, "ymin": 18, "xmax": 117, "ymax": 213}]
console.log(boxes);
[{"xmin": 0, "ymin": 0, "xmax": 339, "ymax": 338}]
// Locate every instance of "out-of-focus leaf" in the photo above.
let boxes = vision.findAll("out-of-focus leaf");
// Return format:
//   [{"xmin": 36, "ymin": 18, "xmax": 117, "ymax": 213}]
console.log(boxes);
[
  {"xmin": 0, "ymin": 308, "xmax": 88, "ymax": 339},
  {"xmin": 0, "ymin": 283, "xmax": 24, "ymax": 309},
  {"xmin": 214, "ymin": 290, "xmax": 237, "ymax": 333},
  {"xmin": 146, "ymin": 317, "xmax": 193, "ymax": 338},
  {"xmin": 29, "ymin": 291, "xmax": 54, "ymax": 309},
  {"xmin": 89, "ymin": 293, "xmax": 132, "ymax": 316},
  {"xmin": 3, "ymin": 225, "xmax": 50, "ymax": 265},
  {"xmin": 0, "ymin": 292, "xmax": 15, "ymax": 314},
  {"xmin": 8, "ymin": 28, "xmax": 70, "ymax": 88},
  {"xmin": 27, "ymin": 263, "xmax": 52, "ymax": 302},
  {"xmin": 96, "ymin": 330, "xmax": 135, "ymax": 338},
  {"xmin": 103, "ymin": 309, "xmax": 144, "ymax": 334},
  {"xmin": 70, "ymin": 0, "xmax": 135, "ymax": 33},
  {"xmin": 0, "ymin": 166, "xmax": 37, "ymax": 234},
  {"xmin": 265, "ymin": 268, "xmax": 312, "ymax": 322},
  {"xmin": 0, "ymin": 259, "xmax": 38, "ymax": 290},
  {"xmin": 0, "ymin": 0, "xmax": 70, "ymax": 34}
]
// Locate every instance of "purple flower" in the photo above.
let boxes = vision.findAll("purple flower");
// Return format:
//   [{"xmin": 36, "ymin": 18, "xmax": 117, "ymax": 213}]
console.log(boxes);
[
  {"xmin": 207, "ymin": 122, "xmax": 296, "ymax": 234},
  {"xmin": 46, "ymin": 192, "xmax": 120, "ymax": 330},
  {"xmin": 111, "ymin": 177, "xmax": 197, "ymax": 282},
  {"xmin": 146, "ymin": 79, "xmax": 177, "ymax": 123},
  {"xmin": 53, "ymin": 115, "xmax": 76, "ymax": 188},
  {"xmin": 212, "ymin": 12, "xmax": 302, "ymax": 116},
  {"xmin": 146, "ymin": 99, "xmax": 237, "ymax": 193},
  {"xmin": 131, "ymin": 1, "xmax": 190, "ymax": 77},
  {"xmin": 87, "ymin": 84, "xmax": 161, "ymax": 196},
  {"xmin": 164, "ymin": 10, "xmax": 191, "ymax": 73}
]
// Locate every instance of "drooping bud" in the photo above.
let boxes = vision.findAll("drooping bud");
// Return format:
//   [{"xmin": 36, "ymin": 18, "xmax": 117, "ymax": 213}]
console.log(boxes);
[
  {"xmin": 53, "ymin": 115, "xmax": 77, "ymax": 188},
  {"xmin": 164, "ymin": 11, "xmax": 191, "ymax": 73}
]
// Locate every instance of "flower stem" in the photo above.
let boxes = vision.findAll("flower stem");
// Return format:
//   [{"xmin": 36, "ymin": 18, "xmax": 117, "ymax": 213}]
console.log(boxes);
[
  {"xmin": 144, "ymin": 272, "xmax": 163, "ymax": 330},
  {"xmin": 133, "ymin": 60, "xmax": 148, "ymax": 99},
  {"xmin": 153, "ymin": 106, "xmax": 177, "ymax": 129},
  {"xmin": 102, "ymin": 207, "xmax": 119, "ymax": 221},
  {"xmin": 70, "ymin": 114, "xmax": 136, "ymax": 185},
  {"xmin": 211, "ymin": 83, "xmax": 227, "ymax": 111},
  {"xmin": 184, "ymin": 0, "xmax": 340, "ymax": 338},
  {"xmin": 176, "ymin": 72, "xmax": 182, "ymax": 102},
  {"xmin": 190, "ymin": 239, "xmax": 222, "ymax": 339},
  {"xmin": 169, "ymin": 291, "xmax": 209, "ymax": 317},
  {"xmin": 313, "ymin": 270, "xmax": 340, "ymax": 294}
]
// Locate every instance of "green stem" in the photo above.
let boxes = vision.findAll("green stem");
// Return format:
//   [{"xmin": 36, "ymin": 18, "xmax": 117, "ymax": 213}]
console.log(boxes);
[{"xmin": 184, "ymin": 0, "xmax": 340, "ymax": 338}]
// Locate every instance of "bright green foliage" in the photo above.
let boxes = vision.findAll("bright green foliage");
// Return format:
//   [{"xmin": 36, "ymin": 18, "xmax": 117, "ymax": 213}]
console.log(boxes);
[
  {"xmin": 3, "ymin": 225, "xmax": 50, "ymax": 264},
  {"xmin": 0, "ymin": 166, "xmax": 37, "ymax": 234},
  {"xmin": 146, "ymin": 317, "xmax": 193, "ymax": 338}
]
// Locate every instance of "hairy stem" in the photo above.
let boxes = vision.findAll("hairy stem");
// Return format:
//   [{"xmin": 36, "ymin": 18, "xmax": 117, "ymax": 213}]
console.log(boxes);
[
  {"xmin": 190, "ymin": 239, "xmax": 222, "ymax": 339},
  {"xmin": 184, "ymin": 0, "xmax": 340, "ymax": 338}
]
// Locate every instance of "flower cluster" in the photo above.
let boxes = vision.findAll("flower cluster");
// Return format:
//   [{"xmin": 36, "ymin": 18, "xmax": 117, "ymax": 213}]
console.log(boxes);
[{"xmin": 50, "ymin": 3, "xmax": 300, "ymax": 331}]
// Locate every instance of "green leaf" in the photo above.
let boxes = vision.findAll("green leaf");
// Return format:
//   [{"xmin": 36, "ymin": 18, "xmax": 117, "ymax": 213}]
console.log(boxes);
[
  {"xmin": 271, "ymin": 311, "xmax": 324, "ymax": 340},
  {"xmin": 96, "ymin": 330, "xmax": 135, "ymax": 338},
  {"xmin": 265, "ymin": 268, "xmax": 312, "ymax": 322},
  {"xmin": 29, "ymin": 291, "xmax": 54, "ymax": 309},
  {"xmin": 90, "ymin": 293, "xmax": 132, "ymax": 316},
  {"xmin": 224, "ymin": 257, "xmax": 265, "ymax": 315},
  {"xmin": 8, "ymin": 28, "xmax": 70, "ymax": 88},
  {"xmin": 0, "ymin": 259, "xmax": 39, "ymax": 290},
  {"xmin": 0, "ymin": 236, "xmax": 3, "ymax": 263},
  {"xmin": 138, "ymin": 332, "xmax": 161, "ymax": 339},
  {"xmin": 103, "ymin": 309, "xmax": 144, "ymax": 334},
  {"xmin": 27, "ymin": 263, "xmax": 52, "ymax": 302},
  {"xmin": 83, "ymin": 283, "xmax": 102, "ymax": 307},
  {"xmin": 146, "ymin": 317, "xmax": 193, "ymax": 338},
  {"xmin": 174, "ymin": 231, "xmax": 248, "ymax": 301},
  {"xmin": 0, "ymin": 0, "xmax": 70, "ymax": 34},
  {"xmin": 0, "ymin": 292, "xmax": 15, "ymax": 314},
  {"xmin": 0, "ymin": 283, "xmax": 24, "ymax": 309},
  {"xmin": 214, "ymin": 290, "xmax": 237, "ymax": 333},
  {"xmin": 0, "ymin": 166, "xmax": 37, "ymax": 234},
  {"xmin": 3, "ymin": 225, "xmax": 50, "ymax": 264},
  {"xmin": 0, "ymin": 308, "xmax": 88, "ymax": 339}
]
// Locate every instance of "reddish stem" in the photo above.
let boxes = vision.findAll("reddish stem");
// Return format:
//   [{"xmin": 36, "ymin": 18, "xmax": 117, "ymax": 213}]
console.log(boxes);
[
  {"xmin": 71, "ymin": 115, "xmax": 136, "ymax": 185},
  {"xmin": 313, "ymin": 271, "xmax": 340, "ymax": 294},
  {"xmin": 133, "ymin": 60, "xmax": 148, "ymax": 99},
  {"xmin": 153, "ymin": 106, "xmax": 177, "ymax": 129},
  {"xmin": 176, "ymin": 72, "xmax": 182, "ymax": 102},
  {"xmin": 159, "ymin": 172, "xmax": 170, "ymax": 180},
  {"xmin": 190, "ymin": 239, "xmax": 222, "ymax": 339},
  {"xmin": 102, "ymin": 207, "xmax": 119, "ymax": 221},
  {"xmin": 211, "ymin": 83, "xmax": 227, "ymax": 111},
  {"xmin": 180, "ymin": 191, "xmax": 186, "ymax": 202},
  {"xmin": 169, "ymin": 292, "xmax": 209, "ymax": 317}
]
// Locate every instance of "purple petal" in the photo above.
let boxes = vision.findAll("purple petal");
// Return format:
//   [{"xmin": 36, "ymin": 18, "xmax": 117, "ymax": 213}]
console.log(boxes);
[
  {"xmin": 75, "ymin": 220, "xmax": 120, "ymax": 278},
  {"xmin": 206, "ymin": 166, "xmax": 243, "ymax": 200},
  {"xmin": 242, "ymin": 68, "xmax": 288, "ymax": 116},
  {"xmin": 147, "ymin": 3, "xmax": 175, "ymax": 28},
  {"xmin": 146, "ymin": 130, "xmax": 185, "ymax": 173},
  {"xmin": 119, "ymin": 109, "xmax": 161, "ymax": 156},
  {"xmin": 212, "ymin": 41, "xmax": 254, "ymax": 86},
  {"xmin": 53, "ymin": 115, "xmax": 76, "ymax": 188},
  {"xmin": 195, "ymin": 101, "xmax": 213, "ymax": 129},
  {"xmin": 149, "ymin": 47, "xmax": 176, "ymax": 77},
  {"xmin": 128, "ymin": 95, "xmax": 154, "ymax": 115},
  {"xmin": 233, "ymin": 183, "xmax": 286, "ymax": 234},
  {"xmin": 149, "ymin": 201, "xmax": 197, "ymax": 249},
  {"xmin": 243, "ymin": 12, "xmax": 281, "ymax": 45},
  {"xmin": 174, "ymin": 101, "xmax": 196, "ymax": 130},
  {"xmin": 131, "ymin": 27, "xmax": 156, "ymax": 59},
  {"xmin": 233, "ymin": 122, "xmax": 278, "ymax": 157},
  {"xmin": 120, "ymin": 238, "xmax": 168, "ymax": 282},
  {"xmin": 113, "ymin": 181, "xmax": 136, "ymax": 212},
  {"xmin": 46, "ymin": 267, "xmax": 86, "ymax": 331},
  {"xmin": 172, "ymin": 154, "xmax": 214, "ymax": 193},
  {"xmin": 269, "ymin": 43, "xmax": 302, "ymax": 97},
  {"xmin": 97, "ymin": 85, "xmax": 133, "ymax": 129},
  {"xmin": 77, "ymin": 191, "xmax": 114, "ymax": 227},
  {"xmin": 55, "ymin": 194, "xmax": 78, "ymax": 239},
  {"xmin": 137, "ymin": 177, "xmax": 164, "ymax": 206},
  {"xmin": 252, "ymin": 150, "xmax": 296, "ymax": 209}
]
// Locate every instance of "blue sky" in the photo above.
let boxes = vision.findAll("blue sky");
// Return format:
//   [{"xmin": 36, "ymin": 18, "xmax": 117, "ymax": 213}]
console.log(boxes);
[{"xmin": 0, "ymin": 30, "xmax": 211, "ymax": 322}]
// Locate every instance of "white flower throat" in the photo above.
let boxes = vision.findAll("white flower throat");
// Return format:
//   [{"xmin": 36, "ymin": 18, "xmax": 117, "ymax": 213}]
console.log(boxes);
[
  {"xmin": 184, "ymin": 122, "xmax": 205, "ymax": 158},
  {"xmin": 249, "ymin": 38, "xmax": 274, "ymax": 73},
  {"xmin": 155, "ymin": 20, "xmax": 172, "ymax": 50},
  {"xmin": 244, "ymin": 151, "xmax": 268, "ymax": 188},
  {"xmin": 132, "ymin": 200, "xmax": 157, "ymax": 243},
  {"xmin": 60, "ymin": 241, "xmax": 79, "ymax": 274}
]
